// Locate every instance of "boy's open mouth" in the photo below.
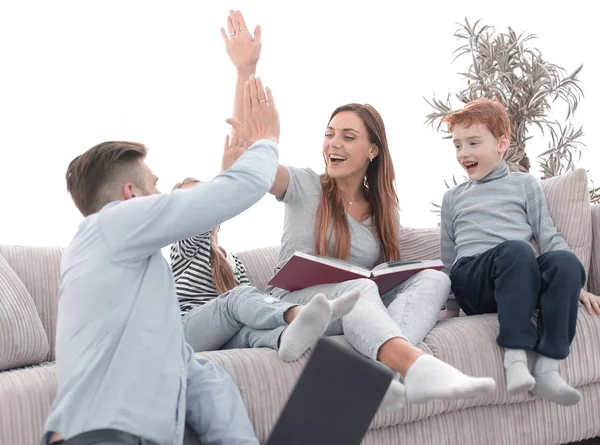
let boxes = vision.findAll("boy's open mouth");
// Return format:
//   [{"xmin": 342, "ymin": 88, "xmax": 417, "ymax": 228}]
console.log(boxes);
[
  {"xmin": 329, "ymin": 154, "xmax": 347, "ymax": 164},
  {"xmin": 463, "ymin": 161, "xmax": 478, "ymax": 174}
]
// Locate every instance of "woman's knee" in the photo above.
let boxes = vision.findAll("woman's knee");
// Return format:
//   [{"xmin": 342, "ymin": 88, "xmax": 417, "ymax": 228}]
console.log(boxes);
[
  {"xmin": 417, "ymin": 269, "xmax": 451, "ymax": 286},
  {"xmin": 414, "ymin": 269, "xmax": 451, "ymax": 299},
  {"xmin": 346, "ymin": 278, "xmax": 379, "ymax": 295}
]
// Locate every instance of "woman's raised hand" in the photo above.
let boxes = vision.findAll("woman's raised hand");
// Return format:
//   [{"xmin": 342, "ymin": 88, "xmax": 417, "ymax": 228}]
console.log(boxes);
[{"xmin": 220, "ymin": 10, "xmax": 262, "ymax": 73}]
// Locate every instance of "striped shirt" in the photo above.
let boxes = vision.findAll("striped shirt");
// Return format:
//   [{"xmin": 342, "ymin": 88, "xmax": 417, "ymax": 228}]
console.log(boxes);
[
  {"xmin": 440, "ymin": 160, "xmax": 571, "ymax": 310},
  {"xmin": 170, "ymin": 232, "xmax": 250, "ymax": 315}
]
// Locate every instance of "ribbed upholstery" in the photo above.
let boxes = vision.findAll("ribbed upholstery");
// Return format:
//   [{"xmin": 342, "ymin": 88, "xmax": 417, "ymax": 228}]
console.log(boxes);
[
  {"xmin": 0, "ymin": 253, "xmax": 49, "ymax": 371},
  {"xmin": 236, "ymin": 246, "xmax": 279, "ymax": 292},
  {"xmin": 540, "ymin": 169, "xmax": 593, "ymax": 276},
  {"xmin": 398, "ymin": 227, "xmax": 441, "ymax": 261},
  {"xmin": 0, "ymin": 363, "xmax": 56, "ymax": 445},
  {"xmin": 0, "ymin": 246, "xmax": 63, "ymax": 361},
  {"xmin": 192, "ymin": 311, "xmax": 600, "ymax": 444},
  {"xmin": 589, "ymin": 205, "xmax": 600, "ymax": 295},
  {"xmin": 2, "ymin": 216, "xmax": 599, "ymax": 445}
]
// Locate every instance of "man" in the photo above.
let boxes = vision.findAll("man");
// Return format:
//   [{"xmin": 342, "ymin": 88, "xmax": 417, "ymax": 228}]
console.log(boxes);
[{"xmin": 43, "ymin": 76, "xmax": 279, "ymax": 445}]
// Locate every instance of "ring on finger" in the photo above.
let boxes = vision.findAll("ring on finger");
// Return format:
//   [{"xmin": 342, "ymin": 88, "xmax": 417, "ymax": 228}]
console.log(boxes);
[{"xmin": 229, "ymin": 32, "xmax": 236, "ymax": 36}]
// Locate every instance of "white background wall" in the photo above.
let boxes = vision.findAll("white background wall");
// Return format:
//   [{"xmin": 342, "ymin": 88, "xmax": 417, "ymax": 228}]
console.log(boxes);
[{"xmin": 1, "ymin": 0, "xmax": 597, "ymax": 253}]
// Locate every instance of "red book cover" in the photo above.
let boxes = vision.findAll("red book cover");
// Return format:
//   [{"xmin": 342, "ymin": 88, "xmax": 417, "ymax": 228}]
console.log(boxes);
[{"xmin": 268, "ymin": 252, "xmax": 444, "ymax": 294}]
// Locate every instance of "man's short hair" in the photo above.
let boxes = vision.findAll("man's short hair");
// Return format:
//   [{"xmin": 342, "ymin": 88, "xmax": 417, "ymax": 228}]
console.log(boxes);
[{"xmin": 66, "ymin": 141, "xmax": 147, "ymax": 216}]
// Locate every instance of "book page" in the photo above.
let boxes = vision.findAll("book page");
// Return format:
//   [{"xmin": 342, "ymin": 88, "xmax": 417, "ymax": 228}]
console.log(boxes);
[
  {"xmin": 371, "ymin": 260, "xmax": 421, "ymax": 273},
  {"xmin": 294, "ymin": 251, "xmax": 371, "ymax": 275},
  {"xmin": 371, "ymin": 259, "xmax": 443, "ymax": 277}
]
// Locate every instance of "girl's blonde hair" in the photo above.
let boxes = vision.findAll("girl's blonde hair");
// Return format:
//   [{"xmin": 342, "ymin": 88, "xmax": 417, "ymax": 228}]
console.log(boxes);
[{"xmin": 173, "ymin": 177, "xmax": 237, "ymax": 294}]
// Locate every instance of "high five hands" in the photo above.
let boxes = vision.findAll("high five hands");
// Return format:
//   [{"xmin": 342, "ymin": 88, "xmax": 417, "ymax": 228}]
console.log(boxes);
[{"xmin": 222, "ymin": 76, "xmax": 279, "ymax": 169}]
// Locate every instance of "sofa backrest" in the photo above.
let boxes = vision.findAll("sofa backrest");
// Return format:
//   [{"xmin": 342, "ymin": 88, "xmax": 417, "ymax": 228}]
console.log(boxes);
[{"xmin": 1, "ymin": 198, "xmax": 598, "ymax": 368}]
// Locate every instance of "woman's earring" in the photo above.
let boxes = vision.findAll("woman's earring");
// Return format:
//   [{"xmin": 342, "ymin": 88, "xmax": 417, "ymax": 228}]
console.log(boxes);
[{"xmin": 369, "ymin": 156, "xmax": 373, "ymax": 163}]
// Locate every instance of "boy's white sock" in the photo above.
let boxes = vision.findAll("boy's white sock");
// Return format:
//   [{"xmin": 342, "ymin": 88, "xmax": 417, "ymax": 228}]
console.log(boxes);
[
  {"xmin": 531, "ymin": 355, "xmax": 581, "ymax": 406},
  {"xmin": 504, "ymin": 349, "xmax": 535, "ymax": 395}
]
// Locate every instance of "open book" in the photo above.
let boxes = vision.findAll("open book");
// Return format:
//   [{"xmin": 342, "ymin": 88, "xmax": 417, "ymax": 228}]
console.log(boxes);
[{"xmin": 268, "ymin": 251, "xmax": 444, "ymax": 294}]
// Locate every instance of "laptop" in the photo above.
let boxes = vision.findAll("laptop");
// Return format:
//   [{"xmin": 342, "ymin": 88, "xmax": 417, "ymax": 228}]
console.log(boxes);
[{"xmin": 265, "ymin": 337, "xmax": 394, "ymax": 445}]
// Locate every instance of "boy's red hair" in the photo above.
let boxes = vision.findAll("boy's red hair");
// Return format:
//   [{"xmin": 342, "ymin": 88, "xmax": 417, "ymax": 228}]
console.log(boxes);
[{"xmin": 442, "ymin": 97, "xmax": 511, "ymax": 140}]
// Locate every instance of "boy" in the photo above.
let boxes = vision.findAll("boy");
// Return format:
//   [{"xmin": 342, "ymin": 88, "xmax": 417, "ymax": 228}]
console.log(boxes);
[{"xmin": 439, "ymin": 97, "xmax": 599, "ymax": 406}]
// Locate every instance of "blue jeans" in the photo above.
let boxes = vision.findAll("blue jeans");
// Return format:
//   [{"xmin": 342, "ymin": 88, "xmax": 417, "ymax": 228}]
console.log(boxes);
[
  {"xmin": 182, "ymin": 286, "xmax": 295, "ymax": 352},
  {"xmin": 450, "ymin": 241, "xmax": 585, "ymax": 359}
]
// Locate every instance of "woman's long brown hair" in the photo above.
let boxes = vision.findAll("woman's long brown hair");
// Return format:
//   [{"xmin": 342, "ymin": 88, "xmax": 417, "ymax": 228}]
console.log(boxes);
[
  {"xmin": 173, "ymin": 177, "xmax": 237, "ymax": 294},
  {"xmin": 314, "ymin": 104, "xmax": 400, "ymax": 262}
]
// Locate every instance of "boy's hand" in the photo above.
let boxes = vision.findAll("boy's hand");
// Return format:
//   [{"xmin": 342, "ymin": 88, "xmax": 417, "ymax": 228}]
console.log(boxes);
[
  {"xmin": 220, "ymin": 10, "xmax": 261, "ymax": 73},
  {"xmin": 579, "ymin": 289, "xmax": 600, "ymax": 315},
  {"xmin": 438, "ymin": 309, "xmax": 460, "ymax": 320}
]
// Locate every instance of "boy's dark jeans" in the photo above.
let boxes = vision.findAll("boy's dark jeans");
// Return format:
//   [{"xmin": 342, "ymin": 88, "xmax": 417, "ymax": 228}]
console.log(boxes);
[{"xmin": 450, "ymin": 240, "xmax": 585, "ymax": 359}]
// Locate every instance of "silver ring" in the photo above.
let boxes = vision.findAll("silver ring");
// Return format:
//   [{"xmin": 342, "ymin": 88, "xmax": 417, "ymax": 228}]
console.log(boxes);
[
  {"xmin": 259, "ymin": 99, "xmax": 267, "ymax": 103},
  {"xmin": 229, "ymin": 32, "xmax": 236, "ymax": 36}
]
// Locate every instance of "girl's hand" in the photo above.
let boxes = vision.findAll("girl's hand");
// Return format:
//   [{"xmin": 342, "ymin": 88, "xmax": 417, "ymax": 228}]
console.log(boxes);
[
  {"xmin": 221, "ymin": 134, "xmax": 249, "ymax": 171},
  {"xmin": 220, "ymin": 10, "xmax": 262, "ymax": 74}
]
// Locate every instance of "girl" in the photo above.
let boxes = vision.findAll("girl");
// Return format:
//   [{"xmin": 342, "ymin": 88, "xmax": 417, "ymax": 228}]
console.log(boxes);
[{"xmin": 171, "ymin": 176, "xmax": 360, "ymax": 362}]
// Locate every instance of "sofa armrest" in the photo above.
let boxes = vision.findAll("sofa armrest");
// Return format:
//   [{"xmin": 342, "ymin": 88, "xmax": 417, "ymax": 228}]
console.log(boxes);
[
  {"xmin": 0, "ymin": 246, "xmax": 63, "ymax": 361},
  {"xmin": 589, "ymin": 205, "xmax": 600, "ymax": 295},
  {"xmin": 399, "ymin": 226, "xmax": 441, "ymax": 261},
  {"xmin": 0, "ymin": 363, "xmax": 57, "ymax": 445}
]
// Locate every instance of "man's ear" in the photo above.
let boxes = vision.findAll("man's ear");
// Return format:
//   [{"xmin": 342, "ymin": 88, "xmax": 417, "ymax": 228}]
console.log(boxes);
[{"xmin": 122, "ymin": 183, "xmax": 136, "ymax": 200}]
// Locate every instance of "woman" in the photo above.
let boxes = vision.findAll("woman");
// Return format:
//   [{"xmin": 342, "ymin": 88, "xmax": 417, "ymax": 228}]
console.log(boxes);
[{"xmin": 221, "ymin": 10, "xmax": 496, "ymax": 405}]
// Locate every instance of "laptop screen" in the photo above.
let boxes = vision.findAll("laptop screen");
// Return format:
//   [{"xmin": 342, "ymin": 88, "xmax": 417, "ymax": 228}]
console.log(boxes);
[{"xmin": 265, "ymin": 337, "xmax": 394, "ymax": 445}]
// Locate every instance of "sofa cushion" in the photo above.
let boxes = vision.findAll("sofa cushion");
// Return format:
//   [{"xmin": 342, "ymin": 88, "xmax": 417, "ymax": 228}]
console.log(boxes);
[
  {"xmin": 422, "ymin": 308, "xmax": 600, "ymax": 414},
  {"xmin": 0, "ymin": 253, "xmax": 49, "ymax": 371},
  {"xmin": 236, "ymin": 246, "xmax": 279, "ymax": 292},
  {"xmin": 398, "ymin": 227, "xmax": 441, "ymax": 261},
  {"xmin": 540, "ymin": 168, "xmax": 593, "ymax": 278},
  {"xmin": 198, "ymin": 309, "xmax": 600, "ymax": 441}
]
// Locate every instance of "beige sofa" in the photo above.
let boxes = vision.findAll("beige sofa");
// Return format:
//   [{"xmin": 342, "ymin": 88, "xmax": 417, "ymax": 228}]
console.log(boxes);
[{"xmin": 1, "ymin": 170, "xmax": 600, "ymax": 445}]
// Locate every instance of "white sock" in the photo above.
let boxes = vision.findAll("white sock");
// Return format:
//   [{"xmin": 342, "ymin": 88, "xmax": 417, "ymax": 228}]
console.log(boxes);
[
  {"xmin": 278, "ymin": 294, "xmax": 332, "ymax": 362},
  {"xmin": 404, "ymin": 354, "xmax": 496, "ymax": 404},
  {"xmin": 531, "ymin": 355, "xmax": 581, "ymax": 406},
  {"xmin": 504, "ymin": 349, "xmax": 535, "ymax": 395},
  {"xmin": 330, "ymin": 289, "xmax": 360, "ymax": 321},
  {"xmin": 378, "ymin": 379, "xmax": 406, "ymax": 411}
]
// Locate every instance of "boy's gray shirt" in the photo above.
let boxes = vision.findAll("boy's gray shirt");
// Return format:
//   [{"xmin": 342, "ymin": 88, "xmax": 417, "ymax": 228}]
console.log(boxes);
[
  {"xmin": 440, "ymin": 161, "xmax": 572, "ymax": 310},
  {"xmin": 42, "ymin": 140, "xmax": 278, "ymax": 445}
]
